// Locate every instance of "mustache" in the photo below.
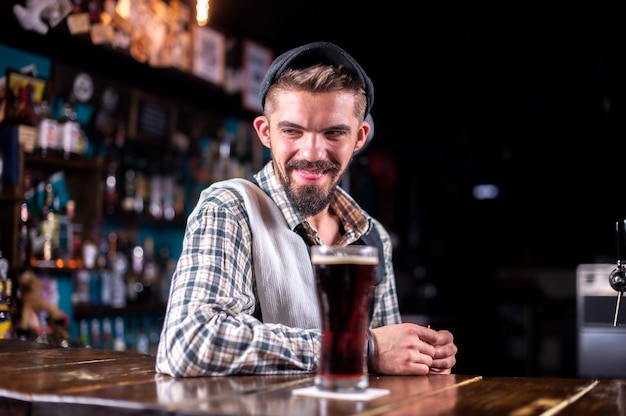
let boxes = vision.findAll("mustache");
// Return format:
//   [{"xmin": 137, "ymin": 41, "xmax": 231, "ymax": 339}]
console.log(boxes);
[{"xmin": 285, "ymin": 160, "xmax": 340, "ymax": 172}]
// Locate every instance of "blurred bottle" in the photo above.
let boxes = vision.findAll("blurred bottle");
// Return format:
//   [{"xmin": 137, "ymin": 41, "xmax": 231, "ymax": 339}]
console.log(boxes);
[
  {"xmin": 102, "ymin": 317, "xmax": 113, "ymax": 349},
  {"xmin": 149, "ymin": 322, "xmax": 160, "ymax": 355},
  {"xmin": 141, "ymin": 237, "xmax": 156, "ymax": 303},
  {"xmin": 39, "ymin": 180, "xmax": 60, "ymax": 265},
  {"xmin": 97, "ymin": 237, "xmax": 112, "ymax": 307},
  {"xmin": 108, "ymin": 232, "xmax": 127, "ymax": 309},
  {"xmin": 113, "ymin": 317, "xmax": 126, "ymax": 351},
  {"xmin": 103, "ymin": 146, "xmax": 121, "ymax": 216},
  {"xmin": 58, "ymin": 98, "xmax": 82, "ymax": 160},
  {"xmin": 157, "ymin": 243, "xmax": 173, "ymax": 304},
  {"xmin": 90, "ymin": 318, "xmax": 100, "ymax": 348},
  {"xmin": 125, "ymin": 240, "xmax": 144, "ymax": 304},
  {"xmin": 121, "ymin": 166, "xmax": 136, "ymax": 214},
  {"xmin": 19, "ymin": 171, "xmax": 34, "ymax": 266},
  {"xmin": 35, "ymin": 100, "xmax": 59, "ymax": 158},
  {"xmin": 79, "ymin": 319, "xmax": 89, "ymax": 347},
  {"xmin": 0, "ymin": 251, "xmax": 11, "ymax": 339},
  {"xmin": 135, "ymin": 327, "xmax": 149, "ymax": 354},
  {"xmin": 148, "ymin": 160, "xmax": 163, "ymax": 220}
]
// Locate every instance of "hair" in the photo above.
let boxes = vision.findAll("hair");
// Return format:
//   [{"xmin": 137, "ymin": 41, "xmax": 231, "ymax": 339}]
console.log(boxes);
[{"xmin": 264, "ymin": 64, "xmax": 368, "ymax": 120}]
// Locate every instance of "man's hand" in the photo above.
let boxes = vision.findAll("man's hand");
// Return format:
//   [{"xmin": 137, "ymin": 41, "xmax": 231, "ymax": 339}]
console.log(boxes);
[{"xmin": 369, "ymin": 323, "xmax": 457, "ymax": 375}]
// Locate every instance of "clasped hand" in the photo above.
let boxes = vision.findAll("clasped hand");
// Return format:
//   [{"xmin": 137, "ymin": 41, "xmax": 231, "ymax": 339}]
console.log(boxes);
[{"xmin": 369, "ymin": 323, "xmax": 457, "ymax": 375}]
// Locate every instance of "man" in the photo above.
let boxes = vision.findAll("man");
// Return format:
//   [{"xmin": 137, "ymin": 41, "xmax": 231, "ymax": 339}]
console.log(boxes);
[{"xmin": 156, "ymin": 41, "xmax": 457, "ymax": 377}]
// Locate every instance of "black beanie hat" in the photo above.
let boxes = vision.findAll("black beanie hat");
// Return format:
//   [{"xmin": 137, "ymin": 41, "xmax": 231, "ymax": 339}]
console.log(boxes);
[{"xmin": 258, "ymin": 41, "xmax": 374, "ymax": 117}]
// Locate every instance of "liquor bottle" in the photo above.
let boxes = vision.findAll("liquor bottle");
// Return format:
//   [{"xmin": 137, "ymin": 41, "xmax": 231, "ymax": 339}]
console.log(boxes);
[
  {"xmin": 90, "ymin": 318, "xmax": 100, "ymax": 348},
  {"xmin": 57, "ymin": 199, "xmax": 76, "ymax": 267},
  {"xmin": 157, "ymin": 244, "xmax": 174, "ymax": 304},
  {"xmin": 141, "ymin": 237, "xmax": 156, "ymax": 303},
  {"xmin": 134, "ymin": 170, "xmax": 147, "ymax": 215},
  {"xmin": 125, "ymin": 240, "xmax": 144, "ymax": 304},
  {"xmin": 149, "ymin": 323, "xmax": 160, "ymax": 355},
  {"xmin": 148, "ymin": 157, "xmax": 163, "ymax": 220},
  {"xmin": 113, "ymin": 317, "xmax": 126, "ymax": 351},
  {"xmin": 65, "ymin": 200, "xmax": 83, "ymax": 269},
  {"xmin": 35, "ymin": 100, "xmax": 59, "ymax": 158},
  {"xmin": 0, "ymin": 251, "xmax": 11, "ymax": 339},
  {"xmin": 103, "ymin": 145, "xmax": 121, "ymax": 216},
  {"xmin": 161, "ymin": 154, "xmax": 175, "ymax": 221},
  {"xmin": 74, "ymin": 269, "xmax": 90, "ymax": 306},
  {"xmin": 135, "ymin": 327, "xmax": 149, "ymax": 354},
  {"xmin": 172, "ymin": 155, "xmax": 186, "ymax": 219},
  {"xmin": 39, "ymin": 179, "xmax": 60, "ymax": 265},
  {"xmin": 97, "ymin": 237, "xmax": 112, "ymax": 307},
  {"xmin": 108, "ymin": 232, "xmax": 127, "ymax": 309},
  {"xmin": 19, "ymin": 171, "xmax": 35, "ymax": 266},
  {"xmin": 121, "ymin": 167, "xmax": 136, "ymax": 214},
  {"xmin": 58, "ymin": 98, "xmax": 81, "ymax": 160},
  {"xmin": 79, "ymin": 319, "xmax": 88, "ymax": 347},
  {"xmin": 102, "ymin": 317, "xmax": 113, "ymax": 350},
  {"xmin": 18, "ymin": 202, "xmax": 31, "ymax": 266}
]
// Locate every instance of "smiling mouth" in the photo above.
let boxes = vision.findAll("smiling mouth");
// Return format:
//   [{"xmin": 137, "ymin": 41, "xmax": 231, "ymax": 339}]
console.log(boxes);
[
  {"xmin": 286, "ymin": 160, "xmax": 340, "ymax": 183},
  {"xmin": 295, "ymin": 169, "xmax": 325, "ymax": 181}
]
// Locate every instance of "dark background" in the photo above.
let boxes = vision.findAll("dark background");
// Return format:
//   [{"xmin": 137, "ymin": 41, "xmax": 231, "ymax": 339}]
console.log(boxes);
[
  {"xmin": 3, "ymin": 0, "xmax": 626, "ymax": 377},
  {"xmin": 207, "ymin": 0, "xmax": 626, "ymax": 267},
  {"xmin": 206, "ymin": 1, "xmax": 626, "ymax": 377},
  {"xmin": 209, "ymin": 0, "xmax": 626, "ymax": 376}
]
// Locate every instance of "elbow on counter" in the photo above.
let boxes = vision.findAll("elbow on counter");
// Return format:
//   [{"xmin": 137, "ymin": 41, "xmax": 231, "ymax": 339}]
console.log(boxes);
[
  {"xmin": 154, "ymin": 324, "xmax": 230, "ymax": 377},
  {"xmin": 155, "ymin": 336, "xmax": 206, "ymax": 378}
]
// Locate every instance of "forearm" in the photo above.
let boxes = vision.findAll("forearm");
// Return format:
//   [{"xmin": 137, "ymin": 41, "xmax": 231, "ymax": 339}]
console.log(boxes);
[{"xmin": 156, "ymin": 304, "xmax": 320, "ymax": 377}]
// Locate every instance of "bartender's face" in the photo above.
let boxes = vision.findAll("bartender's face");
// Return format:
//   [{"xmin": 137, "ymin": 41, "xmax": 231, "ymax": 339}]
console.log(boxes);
[{"xmin": 254, "ymin": 89, "xmax": 369, "ymax": 217}]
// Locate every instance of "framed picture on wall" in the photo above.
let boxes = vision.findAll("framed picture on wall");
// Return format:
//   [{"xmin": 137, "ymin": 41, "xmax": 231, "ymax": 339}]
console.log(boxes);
[
  {"xmin": 241, "ymin": 39, "xmax": 273, "ymax": 112},
  {"xmin": 3, "ymin": 69, "xmax": 48, "ymax": 126},
  {"xmin": 127, "ymin": 89, "xmax": 177, "ymax": 143},
  {"xmin": 192, "ymin": 26, "xmax": 225, "ymax": 86}
]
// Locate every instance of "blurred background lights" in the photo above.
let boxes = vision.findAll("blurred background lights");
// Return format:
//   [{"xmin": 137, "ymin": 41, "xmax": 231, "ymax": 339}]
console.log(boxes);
[
  {"xmin": 473, "ymin": 184, "xmax": 500, "ymax": 200},
  {"xmin": 196, "ymin": 0, "xmax": 210, "ymax": 26}
]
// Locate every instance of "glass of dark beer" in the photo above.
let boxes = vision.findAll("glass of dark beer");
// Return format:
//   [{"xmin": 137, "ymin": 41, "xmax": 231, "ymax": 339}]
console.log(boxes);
[{"xmin": 311, "ymin": 245, "xmax": 378, "ymax": 392}]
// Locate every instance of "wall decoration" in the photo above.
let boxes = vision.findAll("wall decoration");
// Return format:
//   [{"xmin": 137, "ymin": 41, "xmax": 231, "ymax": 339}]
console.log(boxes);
[
  {"xmin": 0, "ymin": 44, "xmax": 51, "ymax": 125},
  {"xmin": 241, "ymin": 40, "xmax": 273, "ymax": 113},
  {"xmin": 127, "ymin": 89, "xmax": 176, "ymax": 143},
  {"xmin": 4, "ymin": 70, "xmax": 48, "ymax": 126},
  {"xmin": 192, "ymin": 25, "xmax": 225, "ymax": 86}
]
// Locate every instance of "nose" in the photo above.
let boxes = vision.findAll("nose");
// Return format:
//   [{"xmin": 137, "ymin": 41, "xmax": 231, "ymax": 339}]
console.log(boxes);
[{"xmin": 300, "ymin": 133, "xmax": 325, "ymax": 161}]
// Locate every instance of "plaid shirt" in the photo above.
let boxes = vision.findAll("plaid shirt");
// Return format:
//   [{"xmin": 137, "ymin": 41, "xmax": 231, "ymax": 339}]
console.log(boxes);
[{"xmin": 155, "ymin": 161, "xmax": 401, "ymax": 377}]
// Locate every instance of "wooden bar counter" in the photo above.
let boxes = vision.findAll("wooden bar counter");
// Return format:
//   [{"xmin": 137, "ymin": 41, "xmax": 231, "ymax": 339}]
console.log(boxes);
[{"xmin": 0, "ymin": 339, "xmax": 624, "ymax": 415}]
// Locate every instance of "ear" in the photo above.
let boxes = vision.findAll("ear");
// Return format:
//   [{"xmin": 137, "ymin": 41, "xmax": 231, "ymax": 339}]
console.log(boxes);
[
  {"xmin": 253, "ymin": 115, "xmax": 271, "ymax": 149},
  {"xmin": 353, "ymin": 119, "xmax": 372, "ymax": 153}
]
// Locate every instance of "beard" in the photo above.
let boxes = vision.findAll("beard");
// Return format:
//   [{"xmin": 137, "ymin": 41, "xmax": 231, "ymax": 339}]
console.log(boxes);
[{"xmin": 277, "ymin": 159, "xmax": 343, "ymax": 217}]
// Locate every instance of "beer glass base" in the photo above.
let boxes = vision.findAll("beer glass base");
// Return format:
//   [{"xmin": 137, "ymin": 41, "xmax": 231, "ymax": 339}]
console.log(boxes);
[{"xmin": 314, "ymin": 374, "xmax": 369, "ymax": 393}]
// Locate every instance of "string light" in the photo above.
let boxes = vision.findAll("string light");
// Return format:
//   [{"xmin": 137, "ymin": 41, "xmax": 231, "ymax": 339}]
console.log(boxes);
[{"xmin": 196, "ymin": 0, "xmax": 210, "ymax": 26}]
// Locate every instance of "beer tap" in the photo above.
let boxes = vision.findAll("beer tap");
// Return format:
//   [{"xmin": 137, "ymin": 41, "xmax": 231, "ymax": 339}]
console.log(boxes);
[{"xmin": 609, "ymin": 220, "xmax": 626, "ymax": 326}]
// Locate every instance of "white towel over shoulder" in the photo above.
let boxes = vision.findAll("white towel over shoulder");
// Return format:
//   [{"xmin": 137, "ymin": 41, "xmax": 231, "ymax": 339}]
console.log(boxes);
[{"xmin": 209, "ymin": 178, "xmax": 320, "ymax": 329}]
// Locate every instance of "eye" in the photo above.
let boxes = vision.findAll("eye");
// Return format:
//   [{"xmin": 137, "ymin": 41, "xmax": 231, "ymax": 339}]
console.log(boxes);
[
  {"xmin": 325, "ymin": 129, "xmax": 346, "ymax": 140},
  {"xmin": 281, "ymin": 127, "xmax": 302, "ymax": 137}
]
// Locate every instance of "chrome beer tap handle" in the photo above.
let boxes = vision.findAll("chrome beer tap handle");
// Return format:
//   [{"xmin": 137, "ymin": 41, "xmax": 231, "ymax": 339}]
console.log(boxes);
[{"xmin": 609, "ymin": 220, "xmax": 626, "ymax": 326}]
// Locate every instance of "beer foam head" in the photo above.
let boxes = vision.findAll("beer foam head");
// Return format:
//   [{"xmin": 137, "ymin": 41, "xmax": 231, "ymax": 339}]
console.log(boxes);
[
  {"xmin": 311, "ymin": 254, "xmax": 378, "ymax": 265},
  {"xmin": 311, "ymin": 245, "xmax": 378, "ymax": 265}
]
